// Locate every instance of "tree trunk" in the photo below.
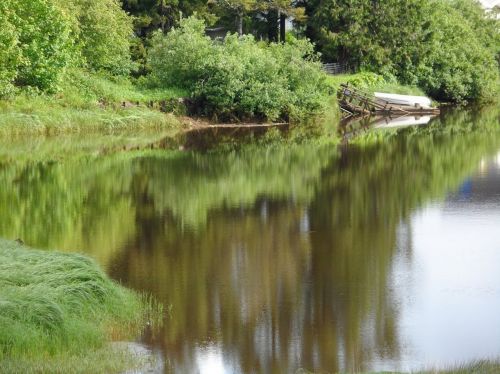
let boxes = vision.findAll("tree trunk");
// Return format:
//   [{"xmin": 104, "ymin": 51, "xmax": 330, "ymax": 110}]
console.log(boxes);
[
  {"xmin": 237, "ymin": 13, "xmax": 243, "ymax": 35},
  {"xmin": 279, "ymin": 12, "xmax": 286, "ymax": 43},
  {"xmin": 267, "ymin": 9, "xmax": 279, "ymax": 42}
]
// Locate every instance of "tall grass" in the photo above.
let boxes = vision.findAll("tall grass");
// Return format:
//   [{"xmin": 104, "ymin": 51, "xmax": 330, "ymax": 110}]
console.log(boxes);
[
  {"xmin": 416, "ymin": 359, "xmax": 500, "ymax": 374},
  {"xmin": 0, "ymin": 239, "xmax": 162, "ymax": 373},
  {"xmin": 58, "ymin": 69, "xmax": 188, "ymax": 108},
  {"xmin": 0, "ymin": 68, "xmax": 186, "ymax": 137},
  {"xmin": 0, "ymin": 102, "xmax": 182, "ymax": 137},
  {"xmin": 297, "ymin": 359, "xmax": 500, "ymax": 373}
]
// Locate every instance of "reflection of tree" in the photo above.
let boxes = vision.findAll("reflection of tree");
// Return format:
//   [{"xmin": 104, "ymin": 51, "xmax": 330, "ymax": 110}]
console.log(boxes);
[
  {"xmin": 111, "ymin": 107, "xmax": 500, "ymax": 373},
  {"xmin": 0, "ymin": 107, "xmax": 499, "ymax": 372},
  {"xmin": 0, "ymin": 143, "xmax": 335, "ymax": 266},
  {"xmin": 112, "ymin": 202, "xmax": 313, "ymax": 373},
  {"xmin": 0, "ymin": 158, "xmax": 138, "ymax": 264}
]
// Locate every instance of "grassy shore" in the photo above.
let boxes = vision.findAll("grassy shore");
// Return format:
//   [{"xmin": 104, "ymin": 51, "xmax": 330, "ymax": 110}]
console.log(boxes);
[
  {"xmin": 0, "ymin": 239, "xmax": 162, "ymax": 374},
  {"xmin": 0, "ymin": 69, "xmax": 187, "ymax": 137},
  {"xmin": 0, "ymin": 70, "xmax": 436, "ymax": 143}
]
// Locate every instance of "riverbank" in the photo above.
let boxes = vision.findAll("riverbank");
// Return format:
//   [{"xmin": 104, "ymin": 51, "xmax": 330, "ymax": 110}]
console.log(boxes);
[
  {"xmin": 0, "ymin": 70, "xmax": 432, "ymax": 142},
  {"xmin": 0, "ymin": 69, "xmax": 189, "ymax": 137},
  {"xmin": 0, "ymin": 239, "xmax": 162, "ymax": 374}
]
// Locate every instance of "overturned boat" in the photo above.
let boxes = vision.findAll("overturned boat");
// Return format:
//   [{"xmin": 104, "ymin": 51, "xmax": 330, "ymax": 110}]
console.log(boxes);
[
  {"xmin": 373, "ymin": 92, "xmax": 433, "ymax": 108},
  {"xmin": 338, "ymin": 84, "xmax": 440, "ymax": 116}
]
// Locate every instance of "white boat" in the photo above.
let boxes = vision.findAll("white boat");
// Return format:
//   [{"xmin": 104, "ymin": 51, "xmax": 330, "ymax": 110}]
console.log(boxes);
[{"xmin": 374, "ymin": 92, "xmax": 432, "ymax": 108}]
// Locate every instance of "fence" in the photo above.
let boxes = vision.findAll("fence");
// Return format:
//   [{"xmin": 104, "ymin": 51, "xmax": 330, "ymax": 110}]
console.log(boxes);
[{"xmin": 322, "ymin": 62, "xmax": 351, "ymax": 75}]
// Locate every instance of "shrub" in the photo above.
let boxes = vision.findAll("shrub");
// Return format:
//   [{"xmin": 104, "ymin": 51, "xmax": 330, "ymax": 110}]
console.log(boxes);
[
  {"xmin": 148, "ymin": 17, "xmax": 329, "ymax": 122},
  {"xmin": 148, "ymin": 17, "xmax": 213, "ymax": 89},
  {"xmin": 53, "ymin": 0, "xmax": 134, "ymax": 76},
  {"xmin": 306, "ymin": 0, "xmax": 499, "ymax": 102},
  {"xmin": 415, "ymin": 2, "xmax": 500, "ymax": 102},
  {"xmin": 0, "ymin": 5, "xmax": 20, "ymax": 97},
  {"xmin": 0, "ymin": 0, "xmax": 133, "ymax": 96},
  {"xmin": 344, "ymin": 72, "xmax": 386, "ymax": 89},
  {"xmin": 4, "ymin": 0, "xmax": 74, "ymax": 92}
]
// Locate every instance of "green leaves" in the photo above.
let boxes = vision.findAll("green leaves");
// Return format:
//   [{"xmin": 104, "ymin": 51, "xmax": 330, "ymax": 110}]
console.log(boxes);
[
  {"xmin": 306, "ymin": 0, "xmax": 500, "ymax": 102},
  {"xmin": 53, "ymin": 0, "xmax": 134, "ymax": 76},
  {"xmin": 148, "ymin": 16, "xmax": 329, "ymax": 122},
  {"xmin": 0, "ymin": 0, "xmax": 134, "ymax": 96},
  {"xmin": 0, "ymin": 0, "xmax": 73, "ymax": 94},
  {"xmin": 416, "ymin": 1, "xmax": 500, "ymax": 102},
  {"xmin": 0, "ymin": 3, "xmax": 21, "ymax": 97}
]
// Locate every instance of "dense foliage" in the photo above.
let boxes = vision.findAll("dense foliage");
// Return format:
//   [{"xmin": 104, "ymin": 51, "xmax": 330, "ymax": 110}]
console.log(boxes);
[
  {"xmin": 0, "ymin": 0, "xmax": 133, "ymax": 96},
  {"xmin": 53, "ymin": 0, "xmax": 134, "ymax": 75},
  {"xmin": 304, "ymin": 0, "xmax": 500, "ymax": 102},
  {"xmin": 0, "ymin": 0, "xmax": 73, "ymax": 93},
  {"xmin": 148, "ymin": 17, "xmax": 329, "ymax": 121},
  {"xmin": 1, "ymin": 0, "xmax": 498, "ymax": 109},
  {"xmin": 416, "ymin": 2, "xmax": 499, "ymax": 102},
  {"xmin": 0, "ymin": 3, "xmax": 20, "ymax": 97}
]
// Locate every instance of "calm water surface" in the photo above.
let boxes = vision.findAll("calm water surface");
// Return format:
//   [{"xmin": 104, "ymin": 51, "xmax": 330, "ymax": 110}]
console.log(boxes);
[{"xmin": 0, "ymin": 108, "xmax": 499, "ymax": 373}]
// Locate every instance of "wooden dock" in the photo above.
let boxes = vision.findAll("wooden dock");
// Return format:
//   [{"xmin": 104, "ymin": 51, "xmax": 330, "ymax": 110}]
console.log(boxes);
[{"xmin": 337, "ymin": 84, "xmax": 440, "ymax": 117}]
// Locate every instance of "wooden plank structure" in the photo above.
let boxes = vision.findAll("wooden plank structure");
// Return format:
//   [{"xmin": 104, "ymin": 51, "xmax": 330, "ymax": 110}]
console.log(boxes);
[{"xmin": 337, "ymin": 84, "xmax": 440, "ymax": 117}]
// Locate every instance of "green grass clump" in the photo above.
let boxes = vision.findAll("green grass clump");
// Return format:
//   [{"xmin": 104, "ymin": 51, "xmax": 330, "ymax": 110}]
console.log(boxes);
[
  {"xmin": 415, "ymin": 359, "xmax": 500, "ymax": 374},
  {"xmin": 0, "ymin": 239, "xmax": 161, "ymax": 373}
]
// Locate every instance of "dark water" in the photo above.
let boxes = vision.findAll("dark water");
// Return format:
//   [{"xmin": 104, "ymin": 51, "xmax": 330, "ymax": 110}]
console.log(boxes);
[{"xmin": 0, "ymin": 108, "xmax": 499, "ymax": 373}]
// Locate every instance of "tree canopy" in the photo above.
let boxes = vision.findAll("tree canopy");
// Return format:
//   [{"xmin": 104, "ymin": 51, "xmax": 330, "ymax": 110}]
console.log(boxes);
[
  {"xmin": 0, "ymin": 0, "xmax": 498, "ymax": 102},
  {"xmin": 303, "ymin": 0, "xmax": 499, "ymax": 101},
  {"xmin": 0, "ymin": 0, "xmax": 73, "ymax": 93}
]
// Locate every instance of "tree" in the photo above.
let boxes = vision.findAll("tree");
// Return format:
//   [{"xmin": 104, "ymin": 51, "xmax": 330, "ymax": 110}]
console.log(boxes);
[
  {"xmin": 416, "ymin": 1, "xmax": 499, "ymax": 102},
  {"xmin": 211, "ymin": 0, "xmax": 257, "ymax": 35},
  {"xmin": 0, "ymin": 0, "xmax": 74, "ymax": 93},
  {"xmin": 303, "ymin": 0, "xmax": 430, "ymax": 68},
  {"xmin": 53, "ymin": 0, "xmax": 134, "ymax": 75},
  {"xmin": 303, "ymin": 0, "xmax": 499, "ymax": 102},
  {"xmin": 266, "ymin": 0, "xmax": 305, "ymax": 42},
  {"xmin": 0, "ymin": 3, "xmax": 20, "ymax": 97}
]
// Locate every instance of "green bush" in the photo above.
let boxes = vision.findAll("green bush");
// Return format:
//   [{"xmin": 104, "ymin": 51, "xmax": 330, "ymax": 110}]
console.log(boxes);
[
  {"xmin": 4, "ymin": 0, "xmax": 74, "ymax": 92},
  {"xmin": 0, "ymin": 5, "xmax": 20, "ymax": 97},
  {"xmin": 415, "ymin": 2, "xmax": 500, "ymax": 102},
  {"xmin": 53, "ymin": 0, "xmax": 134, "ymax": 76},
  {"xmin": 343, "ymin": 72, "xmax": 386, "ymax": 89},
  {"xmin": 148, "ymin": 18, "xmax": 213, "ymax": 89},
  {"xmin": 306, "ymin": 0, "xmax": 499, "ymax": 102},
  {"xmin": 148, "ymin": 17, "xmax": 329, "ymax": 122},
  {"xmin": 0, "ymin": 0, "xmax": 133, "ymax": 97}
]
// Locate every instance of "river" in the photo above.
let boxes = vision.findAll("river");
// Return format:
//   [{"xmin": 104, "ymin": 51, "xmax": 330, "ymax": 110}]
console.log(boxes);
[{"xmin": 0, "ymin": 107, "xmax": 499, "ymax": 373}]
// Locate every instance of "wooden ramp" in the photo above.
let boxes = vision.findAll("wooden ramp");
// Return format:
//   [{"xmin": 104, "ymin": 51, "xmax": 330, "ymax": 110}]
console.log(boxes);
[{"xmin": 337, "ymin": 84, "xmax": 440, "ymax": 117}]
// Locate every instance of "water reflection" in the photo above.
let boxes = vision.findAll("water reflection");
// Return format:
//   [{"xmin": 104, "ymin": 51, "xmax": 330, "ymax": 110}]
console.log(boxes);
[{"xmin": 0, "ymin": 107, "xmax": 499, "ymax": 372}]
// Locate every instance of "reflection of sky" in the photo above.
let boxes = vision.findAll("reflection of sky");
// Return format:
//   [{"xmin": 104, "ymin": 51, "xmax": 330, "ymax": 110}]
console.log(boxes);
[
  {"xmin": 196, "ymin": 345, "xmax": 227, "ymax": 374},
  {"xmin": 388, "ymin": 154, "xmax": 500, "ymax": 371}
]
